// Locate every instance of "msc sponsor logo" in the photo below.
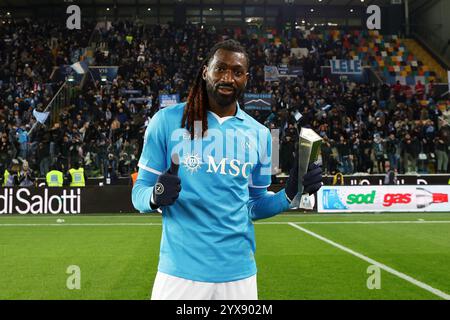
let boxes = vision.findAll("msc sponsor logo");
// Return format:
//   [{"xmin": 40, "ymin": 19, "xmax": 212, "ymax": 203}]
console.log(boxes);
[
  {"xmin": 183, "ymin": 153, "xmax": 202, "ymax": 174},
  {"xmin": 206, "ymin": 156, "xmax": 253, "ymax": 178}
]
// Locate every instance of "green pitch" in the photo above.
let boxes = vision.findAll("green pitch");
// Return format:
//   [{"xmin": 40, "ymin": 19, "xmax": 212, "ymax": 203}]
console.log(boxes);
[{"xmin": 1, "ymin": 212, "xmax": 450, "ymax": 300}]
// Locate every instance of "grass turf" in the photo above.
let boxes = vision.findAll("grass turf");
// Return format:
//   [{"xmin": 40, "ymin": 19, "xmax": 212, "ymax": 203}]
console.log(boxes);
[{"xmin": 0, "ymin": 212, "xmax": 449, "ymax": 299}]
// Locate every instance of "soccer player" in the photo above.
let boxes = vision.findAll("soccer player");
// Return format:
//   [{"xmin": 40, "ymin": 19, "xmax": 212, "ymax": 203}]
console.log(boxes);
[{"xmin": 132, "ymin": 40, "xmax": 322, "ymax": 300}]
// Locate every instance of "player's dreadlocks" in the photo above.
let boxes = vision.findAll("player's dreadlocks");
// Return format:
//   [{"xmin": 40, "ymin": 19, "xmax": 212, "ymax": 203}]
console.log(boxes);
[{"xmin": 181, "ymin": 39, "xmax": 249, "ymax": 139}]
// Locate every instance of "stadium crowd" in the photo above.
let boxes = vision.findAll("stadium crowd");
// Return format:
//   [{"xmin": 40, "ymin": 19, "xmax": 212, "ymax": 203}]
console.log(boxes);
[{"xmin": 1, "ymin": 19, "xmax": 450, "ymax": 186}]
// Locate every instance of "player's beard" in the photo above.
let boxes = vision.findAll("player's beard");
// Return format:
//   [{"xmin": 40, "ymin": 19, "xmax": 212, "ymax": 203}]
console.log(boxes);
[{"xmin": 206, "ymin": 81, "xmax": 243, "ymax": 108}]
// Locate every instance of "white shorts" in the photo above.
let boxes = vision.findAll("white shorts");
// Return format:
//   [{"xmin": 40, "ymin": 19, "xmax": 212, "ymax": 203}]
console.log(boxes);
[{"xmin": 151, "ymin": 272, "xmax": 258, "ymax": 300}]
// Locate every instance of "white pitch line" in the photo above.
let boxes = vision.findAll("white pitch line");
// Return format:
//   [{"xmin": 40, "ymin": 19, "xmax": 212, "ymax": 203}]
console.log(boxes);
[
  {"xmin": 2, "ymin": 220, "xmax": 450, "ymax": 227},
  {"xmin": 258, "ymin": 220, "xmax": 450, "ymax": 225},
  {"xmin": 0, "ymin": 223, "xmax": 163, "ymax": 227},
  {"xmin": 288, "ymin": 222, "xmax": 450, "ymax": 300},
  {"xmin": 0, "ymin": 215, "xmax": 163, "ymax": 218}
]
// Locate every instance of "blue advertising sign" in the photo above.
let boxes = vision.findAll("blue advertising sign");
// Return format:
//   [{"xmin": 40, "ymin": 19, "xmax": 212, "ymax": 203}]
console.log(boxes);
[
  {"xmin": 278, "ymin": 64, "xmax": 303, "ymax": 77},
  {"xmin": 244, "ymin": 93, "xmax": 272, "ymax": 111},
  {"xmin": 330, "ymin": 60, "xmax": 362, "ymax": 75},
  {"xmin": 322, "ymin": 66, "xmax": 369, "ymax": 84},
  {"xmin": 160, "ymin": 94, "xmax": 180, "ymax": 108},
  {"xmin": 264, "ymin": 66, "xmax": 280, "ymax": 82}
]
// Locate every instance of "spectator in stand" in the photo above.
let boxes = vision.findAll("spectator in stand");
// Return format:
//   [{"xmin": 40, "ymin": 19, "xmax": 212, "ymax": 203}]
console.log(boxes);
[
  {"xmin": 280, "ymin": 135, "xmax": 295, "ymax": 174},
  {"xmin": 36, "ymin": 140, "xmax": 51, "ymax": 177},
  {"xmin": 18, "ymin": 160, "xmax": 35, "ymax": 187},
  {"xmin": 386, "ymin": 133, "xmax": 400, "ymax": 172},
  {"xmin": 392, "ymin": 80, "xmax": 403, "ymax": 99},
  {"xmin": 435, "ymin": 130, "xmax": 449, "ymax": 173},
  {"xmin": 427, "ymin": 80, "xmax": 436, "ymax": 99},
  {"xmin": 320, "ymin": 136, "xmax": 333, "ymax": 175},
  {"xmin": 0, "ymin": 162, "xmax": 6, "ymax": 187},
  {"xmin": 5, "ymin": 159, "xmax": 21, "ymax": 187},
  {"xmin": 384, "ymin": 169, "xmax": 398, "ymax": 185},
  {"xmin": 336, "ymin": 136, "xmax": 353, "ymax": 174},
  {"xmin": 401, "ymin": 134, "xmax": 418, "ymax": 173},
  {"xmin": 104, "ymin": 153, "xmax": 118, "ymax": 184},
  {"xmin": 361, "ymin": 137, "xmax": 374, "ymax": 174},
  {"xmin": 0, "ymin": 133, "xmax": 11, "ymax": 167},
  {"xmin": 415, "ymin": 80, "xmax": 425, "ymax": 101},
  {"xmin": 373, "ymin": 134, "xmax": 386, "ymax": 173}
]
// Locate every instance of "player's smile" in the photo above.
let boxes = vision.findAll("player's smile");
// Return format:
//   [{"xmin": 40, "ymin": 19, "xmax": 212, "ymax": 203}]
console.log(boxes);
[{"xmin": 216, "ymin": 85, "xmax": 235, "ymax": 95}]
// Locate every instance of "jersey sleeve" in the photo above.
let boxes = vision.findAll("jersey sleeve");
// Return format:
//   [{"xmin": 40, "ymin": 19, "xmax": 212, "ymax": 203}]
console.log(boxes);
[
  {"xmin": 132, "ymin": 167, "xmax": 159, "ymax": 213},
  {"xmin": 247, "ymin": 187, "xmax": 290, "ymax": 220},
  {"xmin": 247, "ymin": 128, "xmax": 290, "ymax": 220},
  {"xmin": 132, "ymin": 109, "xmax": 168, "ymax": 213},
  {"xmin": 248, "ymin": 128, "xmax": 272, "ymax": 188},
  {"xmin": 138, "ymin": 110, "xmax": 167, "ymax": 175}
]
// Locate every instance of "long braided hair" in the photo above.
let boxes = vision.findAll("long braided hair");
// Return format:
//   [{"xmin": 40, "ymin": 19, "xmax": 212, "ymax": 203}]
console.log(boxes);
[{"xmin": 181, "ymin": 39, "xmax": 249, "ymax": 139}]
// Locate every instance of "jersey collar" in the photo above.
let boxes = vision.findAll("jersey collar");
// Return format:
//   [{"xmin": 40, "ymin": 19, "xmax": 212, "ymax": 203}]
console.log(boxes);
[
  {"xmin": 208, "ymin": 102, "xmax": 245, "ymax": 123},
  {"xmin": 235, "ymin": 102, "xmax": 245, "ymax": 121}
]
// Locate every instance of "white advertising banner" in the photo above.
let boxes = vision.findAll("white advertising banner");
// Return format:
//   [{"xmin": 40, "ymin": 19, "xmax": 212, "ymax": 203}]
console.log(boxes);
[{"xmin": 318, "ymin": 186, "xmax": 450, "ymax": 213}]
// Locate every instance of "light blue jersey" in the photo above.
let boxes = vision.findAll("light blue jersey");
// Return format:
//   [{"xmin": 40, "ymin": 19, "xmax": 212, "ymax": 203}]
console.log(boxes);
[{"xmin": 132, "ymin": 103, "xmax": 290, "ymax": 282}]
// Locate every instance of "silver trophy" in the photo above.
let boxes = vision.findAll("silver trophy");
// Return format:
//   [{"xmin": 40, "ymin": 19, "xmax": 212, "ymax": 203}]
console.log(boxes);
[{"xmin": 290, "ymin": 127, "xmax": 323, "ymax": 209}]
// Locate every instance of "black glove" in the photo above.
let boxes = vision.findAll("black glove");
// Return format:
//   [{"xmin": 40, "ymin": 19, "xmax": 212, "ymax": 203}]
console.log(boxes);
[
  {"xmin": 285, "ymin": 158, "xmax": 323, "ymax": 202},
  {"xmin": 302, "ymin": 162, "xmax": 323, "ymax": 194},
  {"xmin": 151, "ymin": 154, "xmax": 181, "ymax": 208}
]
